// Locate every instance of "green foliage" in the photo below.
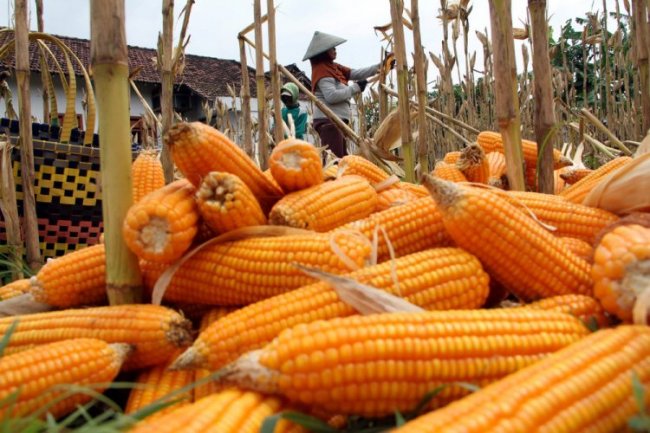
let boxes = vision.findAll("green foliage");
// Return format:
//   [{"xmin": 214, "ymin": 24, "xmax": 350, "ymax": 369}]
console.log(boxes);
[
  {"xmin": 629, "ymin": 372, "xmax": 650, "ymax": 432},
  {"xmin": 0, "ymin": 250, "xmax": 33, "ymax": 286}
]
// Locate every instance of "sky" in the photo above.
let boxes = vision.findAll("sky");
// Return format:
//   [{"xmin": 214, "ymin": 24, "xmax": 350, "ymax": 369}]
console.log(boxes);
[{"xmin": 1, "ymin": 0, "xmax": 620, "ymax": 83}]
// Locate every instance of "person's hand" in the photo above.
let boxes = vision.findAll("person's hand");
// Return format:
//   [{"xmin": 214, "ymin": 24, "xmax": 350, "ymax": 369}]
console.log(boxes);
[{"xmin": 356, "ymin": 79, "xmax": 368, "ymax": 92}]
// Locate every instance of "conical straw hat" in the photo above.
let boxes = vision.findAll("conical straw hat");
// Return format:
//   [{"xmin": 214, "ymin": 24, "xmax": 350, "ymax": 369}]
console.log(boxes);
[{"xmin": 302, "ymin": 31, "xmax": 347, "ymax": 61}]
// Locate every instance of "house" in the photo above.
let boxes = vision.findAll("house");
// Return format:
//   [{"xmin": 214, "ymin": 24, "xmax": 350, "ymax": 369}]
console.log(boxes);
[{"xmin": 0, "ymin": 28, "xmax": 312, "ymax": 145}]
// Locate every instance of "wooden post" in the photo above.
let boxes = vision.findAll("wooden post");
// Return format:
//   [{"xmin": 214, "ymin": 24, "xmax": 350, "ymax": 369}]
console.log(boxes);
[
  {"xmin": 253, "ymin": 0, "xmax": 269, "ymax": 169},
  {"xmin": 14, "ymin": 0, "xmax": 43, "ymax": 271},
  {"xmin": 411, "ymin": 0, "xmax": 429, "ymax": 173},
  {"xmin": 267, "ymin": 0, "xmax": 283, "ymax": 144},
  {"xmin": 529, "ymin": 0, "xmax": 556, "ymax": 194},
  {"xmin": 160, "ymin": 0, "xmax": 175, "ymax": 184},
  {"xmin": 633, "ymin": 0, "xmax": 650, "ymax": 133},
  {"xmin": 90, "ymin": 0, "xmax": 143, "ymax": 304},
  {"xmin": 239, "ymin": 36, "xmax": 254, "ymax": 156},
  {"xmin": 488, "ymin": 0, "xmax": 525, "ymax": 191},
  {"xmin": 389, "ymin": 0, "xmax": 415, "ymax": 182}
]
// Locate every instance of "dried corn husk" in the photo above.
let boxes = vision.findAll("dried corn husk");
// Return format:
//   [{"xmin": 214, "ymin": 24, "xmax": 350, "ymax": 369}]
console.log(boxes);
[
  {"xmin": 636, "ymin": 130, "xmax": 650, "ymax": 157},
  {"xmin": 582, "ymin": 153, "xmax": 650, "ymax": 214}
]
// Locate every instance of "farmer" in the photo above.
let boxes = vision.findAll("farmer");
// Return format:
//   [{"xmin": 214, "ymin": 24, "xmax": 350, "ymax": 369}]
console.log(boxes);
[
  {"xmin": 303, "ymin": 31, "xmax": 393, "ymax": 158},
  {"xmin": 280, "ymin": 82, "xmax": 308, "ymax": 140}
]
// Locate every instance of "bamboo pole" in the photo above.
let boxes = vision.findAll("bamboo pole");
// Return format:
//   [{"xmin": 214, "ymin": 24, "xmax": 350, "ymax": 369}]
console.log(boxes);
[
  {"xmin": 253, "ymin": 0, "xmax": 269, "ymax": 169},
  {"xmin": 529, "ymin": 0, "xmax": 556, "ymax": 194},
  {"xmin": 238, "ymin": 36, "xmax": 253, "ymax": 156},
  {"xmin": 389, "ymin": 0, "xmax": 415, "ymax": 182},
  {"xmin": 160, "ymin": 0, "xmax": 175, "ymax": 184},
  {"xmin": 90, "ymin": 0, "xmax": 143, "ymax": 304},
  {"xmin": 488, "ymin": 0, "xmax": 525, "ymax": 191},
  {"xmin": 411, "ymin": 0, "xmax": 429, "ymax": 173},
  {"xmin": 14, "ymin": 0, "xmax": 42, "ymax": 271},
  {"xmin": 633, "ymin": 0, "xmax": 650, "ymax": 133},
  {"xmin": 266, "ymin": 0, "xmax": 283, "ymax": 144}
]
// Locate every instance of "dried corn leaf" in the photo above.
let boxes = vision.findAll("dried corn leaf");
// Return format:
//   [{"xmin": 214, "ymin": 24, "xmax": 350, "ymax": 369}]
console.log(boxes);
[{"xmin": 636, "ymin": 131, "xmax": 650, "ymax": 157}]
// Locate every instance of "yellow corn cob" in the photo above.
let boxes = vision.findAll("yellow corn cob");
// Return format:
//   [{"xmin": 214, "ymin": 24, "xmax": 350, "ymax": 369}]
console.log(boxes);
[
  {"xmin": 220, "ymin": 309, "xmax": 589, "ymax": 417},
  {"xmin": 0, "ymin": 304, "xmax": 192, "ymax": 370},
  {"xmin": 486, "ymin": 151, "xmax": 507, "ymax": 188},
  {"xmin": 269, "ymin": 175, "xmax": 378, "ymax": 232},
  {"xmin": 560, "ymin": 167, "xmax": 593, "ymax": 184},
  {"xmin": 132, "ymin": 150, "xmax": 165, "ymax": 203},
  {"xmin": 323, "ymin": 163, "xmax": 339, "ymax": 180},
  {"xmin": 125, "ymin": 350, "xmax": 195, "ymax": 418},
  {"xmin": 395, "ymin": 181, "xmax": 429, "ymax": 197},
  {"xmin": 139, "ymin": 231, "xmax": 371, "ymax": 305},
  {"xmin": 171, "ymin": 248, "xmax": 490, "ymax": 371},
  {"xmin": 28, "ymin": 244, "xmax": 107, "ymax": 307},
  {"xmin": 424, "ymin": 176, "xmax": 593, "ymax": 301},
  {"xmin": 269, "ymin": 139, "xmax": 323, "ymax": 192},
  {"xmin": 0, "ymin": 338, "xmax": 129, "ymax": 419},
  {"xmin": 392, "ymin": 325, "xmax": 650, "ymax": 433},
  {"xmin": 504, "ymin": 190, "xmax": 619, "ymax": 243},
  {"xmin": 593, "ymin": 223, "xmax": 650, "ymax": 322},
  {"xmin": 442, "ymin": 151, "xmax": 461, "ymax": 164},
  {"xmin": 0, "ymin": 278, "xmax": 30, "ymax": 301},
  {"xmin": 123, "ymin": 179, "xmax": 199, "ymax": 263},
  {"xmin": 338, "ymin": 154, "xmax": 390, "ymax": 183},
  {"xmin": 554, "ymin": 168, "xmax": 567, "ymax": 194},
  {"xmin": 560, "ymin": 236, "xmax": 594, "ymax": 261},
  {"xmin": 195, "ymin": 171, "xmax": 266, "ymax": 235},
  {"xmin": 477, "ymin": 130, "xmax": 572, "ymax": 170},
  {"xmin": 431, "ymin": 161, "xmax": 468, "ymax": 183},
  {"xmin": 523, "ymin": 294, "xmax": 610, "ymax": 328},
  {"xmin": 339, "ymin": 196, "xmax": 452, "ymax": 262},
  {"xmin": 456, "ymin": 144, "xmax": 489, "ymax": 184},
  {"xmin": 559, "ymin": 156, "xmax": 633, "ymax": 203},
  {"xmin": 375, "ymin": 187, "xmax": 418, "ymax": 212},
  {"xmin": 165, "ymin": 122, "xmax": 283, "ymax": 211},
  {"xmin": 127, "ymin": 389, "xmax": 306, "ymax": 433}
]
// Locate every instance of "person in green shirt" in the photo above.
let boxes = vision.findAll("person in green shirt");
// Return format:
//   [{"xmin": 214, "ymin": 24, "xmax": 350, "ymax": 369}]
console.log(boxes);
[{"xmin": 280, "ymin": 82, "xmax": 308, "ymax": 140}]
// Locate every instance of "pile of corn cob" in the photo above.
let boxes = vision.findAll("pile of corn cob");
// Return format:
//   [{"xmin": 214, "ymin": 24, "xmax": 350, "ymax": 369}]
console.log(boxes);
[{"xmin": 0, "ymin": 121, "xmax": 649, "ymax": 432}]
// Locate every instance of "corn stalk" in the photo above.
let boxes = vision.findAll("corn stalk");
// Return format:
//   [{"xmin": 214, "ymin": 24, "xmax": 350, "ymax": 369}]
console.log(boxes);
[
  {"xmin": 90, "ymin": 0, "xmax": 143, "ymax": 304},
  {"xmin": 254, "ymin": 0, "xmax": 269, "ymax": 169}
]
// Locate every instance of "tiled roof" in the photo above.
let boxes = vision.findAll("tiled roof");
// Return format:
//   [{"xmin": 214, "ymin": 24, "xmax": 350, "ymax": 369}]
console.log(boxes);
[{"xmin": 0, "ymin": 28, "xmax": 311, "ymax": 100}]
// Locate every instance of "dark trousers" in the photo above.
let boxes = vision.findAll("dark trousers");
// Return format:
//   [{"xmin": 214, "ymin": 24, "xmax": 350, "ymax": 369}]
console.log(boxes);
[{"xmin": 313, "ymin": 118, "xmax": 348, "ymax": 158}]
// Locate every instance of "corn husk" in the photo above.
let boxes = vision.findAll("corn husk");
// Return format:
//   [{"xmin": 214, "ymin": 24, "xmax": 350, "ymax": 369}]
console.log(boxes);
[
  {"xmin": 636, "ymin": 130, "xmax": 650, "ymax": 157},
  {"xmin": 582, "ymin": 153, "xmax": 650, "ymax": 214}
]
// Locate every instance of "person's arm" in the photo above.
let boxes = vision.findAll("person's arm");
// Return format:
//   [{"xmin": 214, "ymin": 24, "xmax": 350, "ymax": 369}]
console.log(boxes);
[
  {"xmin": 349, "ymin": 63, "xmax": 380, "ymax": 80},
  {"xmin": 317, "ymin": 77, "xmax": 359, "ymax": 104}
]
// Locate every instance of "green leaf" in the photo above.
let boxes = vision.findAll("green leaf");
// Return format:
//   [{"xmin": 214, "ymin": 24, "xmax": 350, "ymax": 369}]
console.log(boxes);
[
  {"xmin": 632, "ymin": 372, "xmax": 647, "ymax": 416},
  {"xmin": 628, "ymin": 415, "xmax": 650, "ymax": 432},
  {"xmin": 279, "ymin": 411, "xmax": 339, "ymax": 433},
  {"xmin": 584, "ymin": 316, "xmax": 600, "ymax": 333},
  {"xmin": 408, "ymin": 385, "xmax": 446, "ymax": 418},
  {"xmin": 0, "ymin": 319, "xmax": 19, "ymax": 357},
  {"xmin": 394, "ymin": 410, "xmax": 406, "ymax": 427},
  {"xmin": 454, "ymin": 382, "xmax": 481, "ymax": 393}
]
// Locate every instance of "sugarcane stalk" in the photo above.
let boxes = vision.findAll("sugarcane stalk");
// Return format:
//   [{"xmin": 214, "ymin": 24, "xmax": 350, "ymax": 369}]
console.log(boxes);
[
  {"xmin": 253, "ymin": 0, "xmax": 269, "ymax": 169},
  {"xmin": 389, "ymin": 0, "xmax": 415, "ymax": 182},
  {"xmin": 159, "ymin": 0, "xmax": 175, "ymax": 184},
  {"xmin": 14, "ymin": 0, "xmax": 42, "ymax": 271},
  {"xmin": 411, "ymin": 0, "xmax": 429, "ymax": 173},
  {"xmin": 488, "ymin": 0, "xmax": 525, "ymax": 191},
  {"xmin": 90, "ymin": 0, "xmax": 143, "ymax": 304},
  {"xmin": 238, "ymin": 36, "xmax": 253, "ymax": 156},
  {"xmin": 529, "ymin": 0, "xmax": 556, "ymax": 193},
  {"xmin": 266, "ymin": 0, "xmax": 283, "ymax": 144}
]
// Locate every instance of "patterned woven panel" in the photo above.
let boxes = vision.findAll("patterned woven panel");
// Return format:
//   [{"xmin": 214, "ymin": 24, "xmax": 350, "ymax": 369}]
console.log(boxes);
[{"xmin": 1, "ymin": 139, "xmax": 105, "ymax": 259}]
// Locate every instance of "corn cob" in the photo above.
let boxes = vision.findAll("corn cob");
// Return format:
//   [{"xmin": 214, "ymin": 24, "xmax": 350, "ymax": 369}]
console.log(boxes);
[
  {"xmin": 423, "ymin": 176, "xmax": 593, "ymax": 301},
  {"xmin": 442, "ymin": 151, "xmax": 461, "ymax": 164},
  {"xmin": 338, "ymin": 154, "xmax": 390, "ymax": 183},
  {"xmin": 523, "ymin": 294, "xmax": 610, "ymax": 328},
  {"xmin": 195, "ymin": 171, "xmax": 266, "ymax": 235},
  {"xmin": 127, "ymin": 389, "xmax": 306, "ymax": 433},
  {"xmin": 0, "ymin": 278, "xmax": 30, "ymax": 301},
  {"xmin": 392, "ymin": 325, "xmax": 650, "ymax": 433},
  {"xmin": 560, "ymin": 236, "xmax": 594, "ymax": 261},
  {"xmin": 456, "ymin": 144, "xmax": 489, "ymax": 184},
  {"xmin": 486, "ymin": 151, "xmax": 508, "ymax": 189},
  {"xmin": 269, "ymin": 139, "xmax": 323, "ymax": 192},
  {"xmin": 123, "ymin": 179, "xmax": 199, "ymax": 263},
  {"xmin": 269, "ymin": 175, "xmax": 378, "ymax": 232},
  {"xmin": 220, "ymin": 309, "xmax": 589, "ymax": 417},
  {"xmin": 592, "ymin": 224, "xmax": 650, "ymax": 322},
  {"xmin": 339, "ymin": 196, "xmax": 452, "ymax": 262},
  {"xmin": 375, "ymin": 187, "xmax": 418, "ymax": 212},
  {"xmin": 125, "ymin": 350, "xmax": 195, "ymax": 418},
  {"xmin": 0, "ymin": 304, "xmax": 192, "ymax": 370},
  {"xmin": 29, "ymin": 243, "xmax": 107, "ymax": 307},
  {"xmin": 395, "ymin": 181, "xmax": 429, "ymax": 197},
  {"xmin": 554, "ymin": 168, "xmax": 567, "ymax": 194},
  {"xmin": 503, "ymin": 190, "xmax": 619, "ymax": 243},
  {"xmin": 132, "ymin": 150, "xmax": 165, "ymax": 203},
  {"xmin": 476, "ymin": 130, "xmax": 572, "ymax": 170},
  {"xmin": 0, "ymin": 338, "xmax": 129, "ymax": 419},
  {"xmin": 560, "ymin": 167, "xmax": 593, "ymax": 184},
  {"xmin": 139, "ymin": 231, "xmax": 371, "ymax": 305},
  {"xmin": 431, "ymin": 161, "xmax": 468, "ymax": 183},
  {"xmin": 165, "ymin": 121, "xmax": 283, "ymax": 210},
  {"xmin": 560, "ymin": 156, "xmax": 633, "ymax": 203},
  {"xmin": 323, "ymin": 163, "xmax": 339, "ymax": 180},
  {"xmin": 171, "ymin": 248, "xmax": 490, "ymax": 371}
]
